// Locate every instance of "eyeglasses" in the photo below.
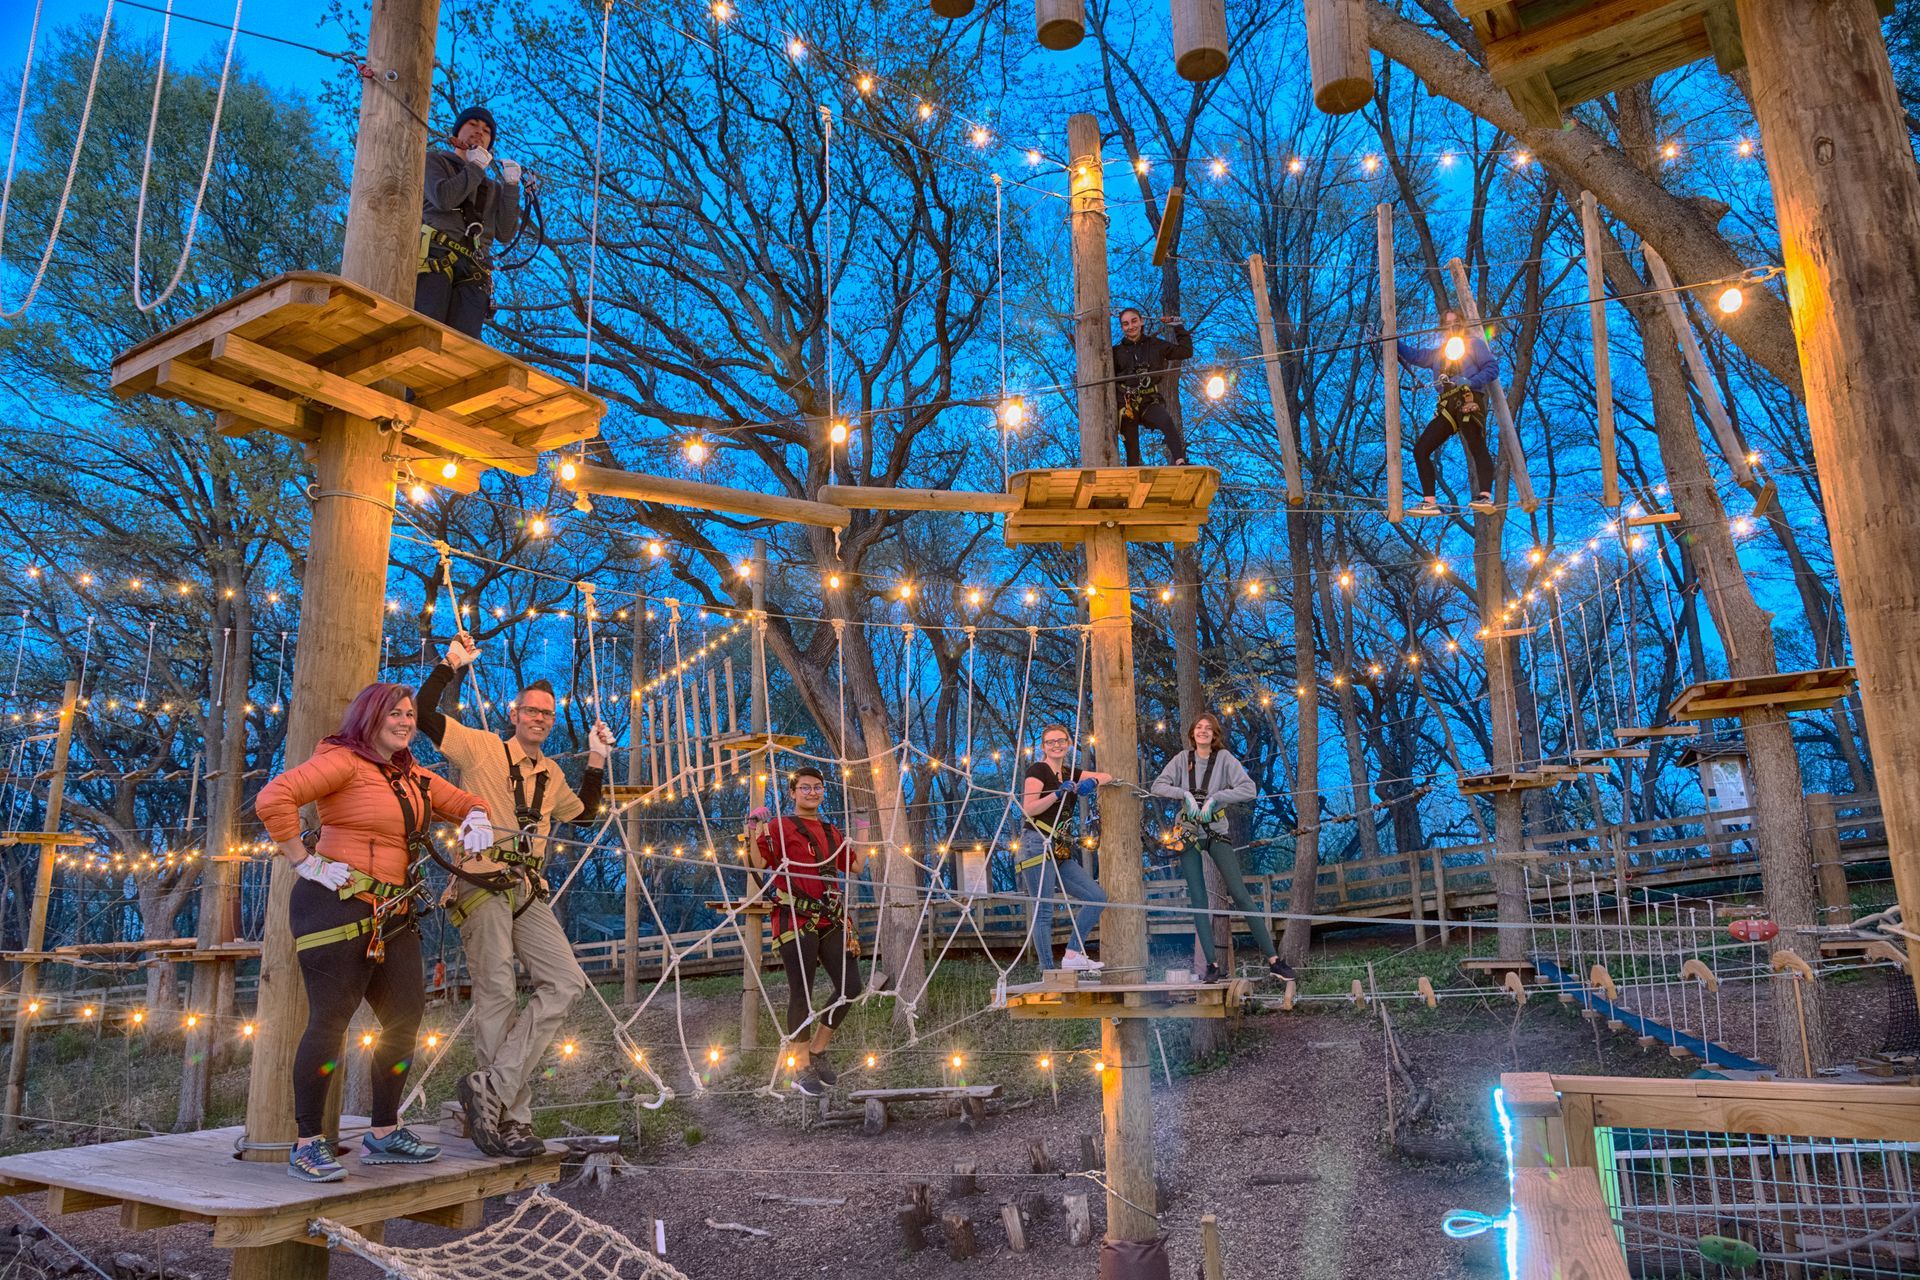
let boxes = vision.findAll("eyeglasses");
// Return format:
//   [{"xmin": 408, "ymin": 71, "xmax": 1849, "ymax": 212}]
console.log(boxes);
[
  {"xmin": 517, "ymin": 707, "xmax": 555, "ymax": 720},
  {"xmin": 794, "ymin": 783, "xmax": 826, "ymax": 793},
  {"xmin": 1041, "ymin": 737, "xmax": 1071, "ymax": 747}
]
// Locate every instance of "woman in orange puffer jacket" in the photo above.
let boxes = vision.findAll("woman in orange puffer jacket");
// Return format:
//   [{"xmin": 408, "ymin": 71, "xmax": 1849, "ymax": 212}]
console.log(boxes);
[{"xmin": 255, "ymin": 682, "xmax": 495, "ymax": 1183}]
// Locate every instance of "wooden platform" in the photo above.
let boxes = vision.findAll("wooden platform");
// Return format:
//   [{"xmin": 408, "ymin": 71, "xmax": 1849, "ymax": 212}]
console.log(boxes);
[
  {"xmin": 1817, "ymin": 934, "xmax": 1909, "ymax": 971},
  {"xmin": 714, "ymin": 731, "xmax": 806, "ymax": 753},
  {"xmin": 1613, "ymin": 725, "xmax": 1695, "ymax": 740},
  {"xmin": 1511, "ymin": 1166, "xmax": 1631, "ymax": 1280},
  {"xmin": 1003, "ymin": 974, "xmax": 1250, "ymax": 1019},
  {"xmin": 1002, "ymin": 466, "xmax": 1219, "ymax": 547},
  {"xmin": 1667, "ymin": 666, "xmax": 1858, "ymax": 720},
  {"xmin": 1461, "ymin": 957, "xmax": 1538, "ymax": 985},
  {"xmin": 0, "ymin": 832, "xmax": 93, "ymax": 847},
  {"xmin": 0, "ymin": 1120, "xmax": 560, "ymax": 1248},
  {"xmin": 1571, "ymin": 747, "xmax": 1651, "ymax": 760},
  {"xmin": 1457, "ymin": 769, "xmax": 1558, "ymax": 795},
  {"xmin": 109, "ymin": 272, "xmax": 602, "ymax": 485}
]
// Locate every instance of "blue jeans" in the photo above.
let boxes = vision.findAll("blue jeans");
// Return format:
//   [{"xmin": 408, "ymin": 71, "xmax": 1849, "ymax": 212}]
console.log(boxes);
[{"xmin": 1017, "ymin": 831, "xmax": 1108, "ymax": 967}]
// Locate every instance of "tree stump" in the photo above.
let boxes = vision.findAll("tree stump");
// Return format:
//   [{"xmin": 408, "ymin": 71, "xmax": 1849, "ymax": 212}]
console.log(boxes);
[
  {"xmin": 942, "ymin": 1210, "xmax": 978, "ymax": 1261},
  {"xmin": 1064, "ymin": 1192, "xmax": 1094, "ymax": 1246},
  {"xmin": 1000, "ymin": 1202, "xmax": 1028, "ymax": 1253},
  {"xmin": 863, "ymin": 1096, "xmax": 888, "ymax": 1136},
  {"xmin": 950, "ymin": 1158, "xmax": 979, "ymax": 1198},
  {"xmin": 1028, "ymin": 1138, "xmax": 1053, "ymax": 1174},
  {"xmin": 1078, "ymin": 1132, "xmax": 1101, "ymax": 1172},
  {"xmin": 895, "ymin": 1203, "xmax": 926, "ymax": 1253},
  {"xmin": 907, "ymin": 1182, "xmax": 932, "ymax": 1222}
]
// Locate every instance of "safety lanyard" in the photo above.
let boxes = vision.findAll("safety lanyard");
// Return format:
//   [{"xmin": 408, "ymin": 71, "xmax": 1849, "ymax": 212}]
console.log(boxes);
[
  {"xmin": 504, "ymin": 741, "xmax": 550, "ymax": 828},
  {"xmin": 1186, "ymin": 751, "xmax": 1220, "ymax": 803},
  {"xmin": 381, "ymin": 766, "xmax": 430, "ymax": 851},
  {"xmin": 1029, "ymin": 764, "xmax": 1078, "ymax": 830}
]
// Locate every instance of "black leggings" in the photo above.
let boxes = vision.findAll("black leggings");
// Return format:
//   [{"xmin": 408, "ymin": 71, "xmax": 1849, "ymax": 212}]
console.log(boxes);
[
  {"xmin": 1116, "ymin": 399, "xmax": 1188, "ymax": 467},
  {"xmin": 777, "ymin": 926, "xmax": 863, "ymax": 1035},
  {"xmin": 413, "ymin": 247, "xmax": 489, "ymax": 339},
  {"xmin": 1413, "ymin": 398, "xmax": 1496, "ymax": 497},
  {"xmin": 290, "ymin": 877, "xmax": 425, "ymax": 1137}
]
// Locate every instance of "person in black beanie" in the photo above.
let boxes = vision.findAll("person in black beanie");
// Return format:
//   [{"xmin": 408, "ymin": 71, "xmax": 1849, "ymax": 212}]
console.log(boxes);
[{"xmin": 415, "ymin": 106, "xmax": 521, "ymax": 338}]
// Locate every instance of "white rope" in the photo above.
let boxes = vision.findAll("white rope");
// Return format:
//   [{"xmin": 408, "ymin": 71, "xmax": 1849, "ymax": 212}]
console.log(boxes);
[
  {"xmin": 821, "ymin": 104, "xmax": 835, "ymax": 426},
  {"xmin": 313, "ymin": 1187, "xmax": 689, "ymax": 1280},
  {"xmin": 131, "ymin": 0, "xmax": 243, "ymax": 312},
  {"xmin": 0, "ymin": 1, "xmax": 116, "ymax": 319},
  {"xmin": 580, "ymin": 0, "xmax": 611, "ymax": 390}
]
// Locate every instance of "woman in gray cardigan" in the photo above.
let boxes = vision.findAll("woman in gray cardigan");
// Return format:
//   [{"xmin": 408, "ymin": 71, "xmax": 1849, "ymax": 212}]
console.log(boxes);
[{"xmin": 1149, "ymin": 712, "xmax": 1295, "ymax": 983}]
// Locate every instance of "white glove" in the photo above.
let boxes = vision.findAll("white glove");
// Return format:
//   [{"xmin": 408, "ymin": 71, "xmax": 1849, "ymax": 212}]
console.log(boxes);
[
  {"xmin": 499, "ymin": 158, "xmax": 521, "ymax": 184},
  {"xmin": 748, "ymin": 806, "xmax": 772, "ymax": 825},
  {"xmin": 465, "ymin": 145, "xmax": 493, "ymax": 170},
  {"xmin": 588, "ymin": 721, "xmax": 615, "ymax": 756},
  {"xmin": 296, "ymin": 854, "xmax": 353, "ymax": 891},
  {"xmin": 459, "ymin": 809, "xmax": 494, "ymax": 855},
  {"xmin": 445, "ymin": 631, "xmax": 479, "ymax": 670}
]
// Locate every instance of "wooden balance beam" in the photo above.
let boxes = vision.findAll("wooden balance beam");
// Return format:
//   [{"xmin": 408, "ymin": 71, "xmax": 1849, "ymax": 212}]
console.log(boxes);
[
  {"xmin": 0, "ymin": 1120, "xmax": 559, "ymax": 1249},
  {"xmin": 1003, "ymin": 973, "xmax": 1251, "ymax": 1020}
]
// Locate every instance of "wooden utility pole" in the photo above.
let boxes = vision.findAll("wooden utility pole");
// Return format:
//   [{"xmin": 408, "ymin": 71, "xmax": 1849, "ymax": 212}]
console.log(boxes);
[
  {"xmin": 1731, "ymin": 0, "xmax": 1920, "ymax": 990},
  {"xmin": 1, "ymin": 680, "xmax": 80, "ymax": 1139},
  {"xmin": 1067, "ymin": 111, "xmax": 1162, "ymax": 1270},
  {"xmin": 738, "ymin": 538, "xmax": 770, "ymax": 1052},
  {"xmin": 1070, "ymin": 115, "xmax": 1118, "ymax": 469},
  {"xmin": 234, "ymin": 1, "xmax": 439, "ymax": 1276},
  {"xmin": 624, "ymin": 610, "xmax": 645, "ymax": 1007}
]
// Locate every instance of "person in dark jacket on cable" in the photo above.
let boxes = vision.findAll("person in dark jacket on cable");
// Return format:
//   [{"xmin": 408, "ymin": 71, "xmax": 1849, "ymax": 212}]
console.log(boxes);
[
  {"xmin": 1391, "ymin": 310, "xmax": 1501, "ymax": 514},
  {"xmin": 1111, "ymin": 307, "xmax": 1194, "ymax": 466},
  {"xmin": 414, "ymin": 106, "xmax": 522, "ymax": 339}
]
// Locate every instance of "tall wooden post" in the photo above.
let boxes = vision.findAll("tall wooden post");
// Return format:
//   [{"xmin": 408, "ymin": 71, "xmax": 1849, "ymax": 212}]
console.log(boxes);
[
  {"xmin": 1068, "ymin": 115, "xmax": 1117, "ymax": 468},
  {"xmin": 1580, "ymin": 192, "xmax": 1620, "ymax": 508},
  {"xmin": 623, "ymin": 611, "xmax": 645, "ymax": 1007},
  {"xmin": 1246, "ymin": 254, "xmax": 1305, "ymax": 505},
  {"xmin": 1733, "ymin": 0, "xmax": 1920, "ymax": 991},
  {"xmin": 1376, "ymin": 207, "xmax": 1403, "ymax": 521},
  {"xmin": 1066, "ymin": 114, "xmax": 1162, "ymax": 1269},
  {"xmin": 234, "ymin": 2, "xmax": 438, "ymax": 1277},
  {"xmin": 739, "ymin": 538, "xmax": 770, "ymax": 1052},
  {"xmin": 1, "ymin": 680, "xmax": 79, "ymax": 1138}
]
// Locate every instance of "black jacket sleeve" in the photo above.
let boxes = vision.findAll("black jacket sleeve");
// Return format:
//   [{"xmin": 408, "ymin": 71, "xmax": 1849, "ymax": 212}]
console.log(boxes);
[
  {"xmin": 415, "ymin": 662, "xmax": 461, "ymax": 746},
  {"xmin": 573, "ymin": 767, "xmax": 605, "ymax": 820},
  {"xmin": 1164, "ymin": 325, "xmax": 1193, "ymax": 362}
]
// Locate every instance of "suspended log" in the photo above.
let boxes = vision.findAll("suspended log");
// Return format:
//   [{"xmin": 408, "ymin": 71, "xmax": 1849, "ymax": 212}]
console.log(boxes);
[
  {"xmin": 817, "ymin": 485, "xmax": 1019, "ymax": 514},
  {"xmin": 1445, "ymin": 257, "xmax": 1539, "ymax": 513},
  {"xmin": 1247, "ymin": 254, "xmax": 1305, "ymax": 505},
  {"xmin": 566, "ymin": 464, "xmax": 849, "ymax": 530},
  {"xmin": 930, "ymin": 0, "xmax": 974, "ymax": 16},
  {"xmin": 1152, "ymin": 187, "xmax": 1186, "ymax": 266},
  {"xmin": 1306, "ymin": 0, "xmax": 1373, "ymax": 113},
  {"xmin": 1582, "ymin": 192, "xmax": 1620, "ymax": 507},
  {"xmin": 1035, "ymin": 0, "xmax": 1085, "ymax": 49},
  {"xmin": 1641, "ymin": 245, "xmax": 1756, "ymax": 486},
  {"xmin": 1171, "ymin": 0, "xmax": 1229, "ymax": 81},
  {"xmin": 1377, "ymin": 207, "xmax": 1404, "ymax": 521}
]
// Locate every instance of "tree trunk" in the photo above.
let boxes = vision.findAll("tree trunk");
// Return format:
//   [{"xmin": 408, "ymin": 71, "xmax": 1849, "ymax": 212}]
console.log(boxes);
[{"xmin": 1282, "ymin": 505, "xmax": 1323, "ymax": 964}]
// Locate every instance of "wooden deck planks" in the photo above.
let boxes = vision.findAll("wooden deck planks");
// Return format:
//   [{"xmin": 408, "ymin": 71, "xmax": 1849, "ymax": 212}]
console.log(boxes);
[
  {"xmin": 1003, "ymin": 465, "xmax": 1219, "ymax": 546},
  {"xmin": 0, "ymin": 1121, "xmax": 560, "ymax": 1249}
]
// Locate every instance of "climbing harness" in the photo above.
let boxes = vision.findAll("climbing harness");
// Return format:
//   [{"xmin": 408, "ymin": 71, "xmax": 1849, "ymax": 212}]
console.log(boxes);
[
  {"xmin": 769, "ymin": 817, "xmax": 847, "ymax": 946},
  {"xmin": 438, "ymin": 741, "xmax": 554, "ymax": 925},
  {"xmin": 293, "ymin": 770, "xmax": 433, "ymax": 962}
]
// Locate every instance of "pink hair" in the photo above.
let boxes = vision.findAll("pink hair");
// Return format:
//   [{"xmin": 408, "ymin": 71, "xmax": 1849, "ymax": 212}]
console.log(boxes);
[{"xmin": 324, "ymin": 682, "xmax": 417, "ymax": 768}]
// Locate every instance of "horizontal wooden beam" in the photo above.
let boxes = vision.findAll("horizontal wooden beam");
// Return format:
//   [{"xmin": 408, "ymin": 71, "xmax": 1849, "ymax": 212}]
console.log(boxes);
[
  {"xmin": 1483, "ymin": 0, "xmax": 1711, "ymax": 87},
  {"xmin": 817, "ymin": 485, "xmax": 1020, "ymax": 515},
  {"xmin": 416, "ymin": 365, "xmax": 527, "ymax": 414},
  {"xmin": 566, "ymin": 465, "xmax": 850, "ymax": 529},
  {"xmin": 321, "ymin": 322, "xmax": 444, "ymax": 384},
  {"xmin": 155, "ymin": 361, "xmax": 303, "ymax": 433}
]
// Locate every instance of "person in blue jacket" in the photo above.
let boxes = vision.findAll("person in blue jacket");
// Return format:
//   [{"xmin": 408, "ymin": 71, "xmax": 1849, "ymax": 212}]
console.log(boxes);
[{"xmin": 1395, "ymin": 311, "xmax": 1499, "ymax": 514}]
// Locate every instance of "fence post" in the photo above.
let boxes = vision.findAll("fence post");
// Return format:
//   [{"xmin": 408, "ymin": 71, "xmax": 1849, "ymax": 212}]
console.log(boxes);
[{"xmin": 1809, "ymin": 793, "xmax": 1849, "ymax": 921}]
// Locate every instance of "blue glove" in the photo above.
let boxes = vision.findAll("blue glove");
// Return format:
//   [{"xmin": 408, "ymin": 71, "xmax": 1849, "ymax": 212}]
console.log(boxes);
[{"xmin": 1075, "ymin": 777, "xmax": 1099, "ymax": 798}]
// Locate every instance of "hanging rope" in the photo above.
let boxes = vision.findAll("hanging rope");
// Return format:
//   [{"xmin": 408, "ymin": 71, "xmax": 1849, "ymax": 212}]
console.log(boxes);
[
  {"xmin": 131, "ymin": 0, "xmax": 244, "ymax": 312},
  {"xmin": 0, "ymin": 1, "xmax": 116, "ymax": 319}
]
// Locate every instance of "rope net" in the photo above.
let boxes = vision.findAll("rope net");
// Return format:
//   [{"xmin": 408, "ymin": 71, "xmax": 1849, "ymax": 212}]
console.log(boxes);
[{"xmin": 311, "ymin": 1190, "xmax": 690, "ymax": 1280}]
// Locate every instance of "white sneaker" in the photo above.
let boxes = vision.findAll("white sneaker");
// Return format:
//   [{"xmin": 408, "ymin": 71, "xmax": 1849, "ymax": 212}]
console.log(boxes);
[
  {"xmin": 1410, "ymin": 495, "xmax": 1440, "ymax": 516},
  {"xmin": 1061, "ymin": 949, "xmax": 1105, "ymax": 972}
]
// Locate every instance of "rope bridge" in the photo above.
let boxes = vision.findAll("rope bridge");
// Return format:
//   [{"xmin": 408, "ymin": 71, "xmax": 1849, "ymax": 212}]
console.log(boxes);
[{"xmin": 311, "ymin": 1189, "xmax": 689, "ymax": 1280}]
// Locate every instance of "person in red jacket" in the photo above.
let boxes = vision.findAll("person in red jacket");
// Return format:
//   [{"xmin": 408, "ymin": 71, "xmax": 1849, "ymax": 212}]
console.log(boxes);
[
  {"xmin": 255, "ymin": 683, "xmax": 495, "ymax": 1183},
  {"xmin": 749, "ymin": 766, "xmax": 863, "ymax": 1097}
]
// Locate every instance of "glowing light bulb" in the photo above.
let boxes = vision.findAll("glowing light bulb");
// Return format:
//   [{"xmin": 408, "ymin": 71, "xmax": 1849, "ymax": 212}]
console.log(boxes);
[
  {"xmin": 736, "ymin": 561, "xmax": 751, "ymax": 579},
  {"xmin": 1093, "ymin": 1060, "xmax": 1107, "ymax": 1073},
  {"xmin": 1737, "ymin": 138, "xmax": 1754, "ymax": 157},
  {"xmin": 1204, "ymin": 373, "xmax": 1227, "ymax": 400},
  {"xmin": 1439, "ymin": 151, "xmax": 1455, "ymax": 168},
  {"xmin": 787, "ymin": 38, "xmax": 806, "ymax": 58},
  {"xmin": 1159, "ymin": 588, "xmax": 1172, "ymax": 603},
  {"xmin": 647, "ymin": 540, "xmax": 663, "ymax": 557},
  {"xmin": 1134, "ymin": 156, "xmax": 1150, "ymax": 173},
  {"xmin": 971, "ymin": 126, "xmax": 990, "ymax": 147},
  {"xmin": 967, "ymin": 588, "xmax": 982, "ymax": 606},
  {"xmin": 528, "ymin": 514, "xmax": 548, "ymax": 536},
  {"xmin": 133, "ymin": 1011, "xmax": 144, "ymax": 1025},
  {"xmin": 1287, "ymin": 156, "xmax": 1304, "ymax": 175},
  {"xmin": 950, "ymin": 1054, "xmax": 964, "ymax": 1068},
  {"xmin": 1026, "ymin": 148, "xmax": 1041, "ymax": 166},
  {"xmin": 898, "ymin": 582, "xmax": 913, "ymax": 600},
  {"xmin": 709, "ymin": 1047, "xmax": 722, "ymax": 1063},
  {"xmin": 408, "ymin": 482, "xmax": 429, "ymax": 503},
  {"xmin": 827, "ymin": 573, "xmax": 842, "ymax": 589},
  {"xmin": 999, "ymin": 397, "xmax": 1026, "ymax": 428},
  {"xmin": 684, "ymin": 437, "xmax": 709, "ymax": 465},
  {"xmin": 1038, "ymin": 1056, "xmax": 1051, "ymax": 1069},
  {"xmin": 1444, "ymin": 335, "xmax": 1466, "ymax": 362},
  {"xmin": 561, "ymin": 1041, "xmax": 577, "ymax": 1057},
  {"xmin": 1661, "ymin": 141, "xmax": 1678, "ymax": 161},
  {"xmin": 426, "ymin": 1032, "xmax": 439, "ymax": 1049},
  {"xmin": 1362, "ymin": 154, "xmax": 1379, "ymax": 173},
  {"xmin": 361, "ymin": 1031, "xmax": 375, "ymax": 1048},
  {"xmin": 711, "ymin": 0, "xmax": 731, "ymax": 17},
  {"xmin": 856, "ymin": 74, "xmax": 874, "ymax": 94},
  {"xmin": 560, "ymin": 458, "xmax": 579, "ymax": 482},
  {"xmin": 1717, "ymin": 286, "xmax": 1744, "ymax": 315},
  {"xmin": 917, "ymin": 102, "xmax": 933, "ymax": 121},
  {"xmin": 1513, "ymin": 151, "xmax": 1532, "ymax": 167},
  {"xmin": 441, "ymin": 460, "xmax": 459, "ymax": 480},
  {"xmin": 866, "ymin": 1054, "xmax": 877, "ymax": 1068},
  {"xmin": 829, "ymin": 419, "xmax": 848, "ymax": 444},
  {"xmin": 82, "ymin": 1006, "xmax": 95, "ymax": 1019}
]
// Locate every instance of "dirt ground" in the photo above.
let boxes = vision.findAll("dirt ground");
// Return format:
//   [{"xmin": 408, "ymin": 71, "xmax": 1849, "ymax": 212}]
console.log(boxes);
[{"xmin": 1, "ymin": 954, "xmax": 1899, "ymax": 1280}]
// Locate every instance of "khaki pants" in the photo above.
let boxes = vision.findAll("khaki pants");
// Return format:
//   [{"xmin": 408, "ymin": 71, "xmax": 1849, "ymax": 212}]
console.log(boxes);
[{"xmin": 457, "ymin": 886, "xmax": 588, "ymax": 1126}]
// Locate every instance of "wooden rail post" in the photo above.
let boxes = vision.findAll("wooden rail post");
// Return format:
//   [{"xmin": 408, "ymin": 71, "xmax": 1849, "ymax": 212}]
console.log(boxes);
[
  {"xmin": 1807, "ymin": 793, "xmax": 1849, "ymax": 921},
  {"xmin": 1580, "ymin": 192, "xmax": 1620, "ymax": 508},
  {"xmin": 1445, "ymin": 257, "xmax": 1538, "ymax": 513},
  {"xmin": 739, "ymin": 539, "xmax": 770, "ymax": 1051},
  {"xmin": 1734, "ymin": 0, "xmax": 1920, "ymax": 999},
  {"xmin": 234, "ymin": 2, "xmax": 439, "ymax": 1277},
  {"xmin": 1, "ymin": 680, "xmax": 79, "ymax": 1139},
  {"xmin": 1067, "ymin": 111, "xmax": 1162, "ymax": 1274},
  {"xmin": 624, "ymin": 610, "xmax": 646, "ymax": 1006},
  {"xmin": 1378, "ymin": 205, "xmax": 1404, "ymax": 522}
]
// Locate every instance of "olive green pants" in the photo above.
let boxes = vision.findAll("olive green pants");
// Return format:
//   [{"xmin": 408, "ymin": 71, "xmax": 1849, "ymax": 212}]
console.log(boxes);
[{"xmin": 1179, "ymin": 837, "xmax": 1276, "ymax": 965}]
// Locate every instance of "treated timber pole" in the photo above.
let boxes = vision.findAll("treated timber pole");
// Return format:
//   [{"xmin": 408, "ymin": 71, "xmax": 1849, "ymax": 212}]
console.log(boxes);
[
  {"xmin": 739, "ymin": 539, "xmax": 770, "ymax": 1052},
  {"xmin": 1246, "ymin": 254, "xmax": 1305, "ymax": 505},
  {"xmin": 1376, "ymin": 207, "xmax": 1403, "ymax": 522},
  {"xmin": 1069, "ymin": 115, "xmax": 1118, "ymax": 469},
  {"xmin": 1580, "ymin": 192, "xmax": 1620, "ymax": 508},
  {"xmin": 1, "ymin": 680, "xmax": 79, "ymax": 1139},
  {"xmin": 624, "ymin": 611, "xmax": 645, "ymax": 1006},
  {"xmin": 1733, "ymin": 0, "xmax": 1920, "ymax": 999},
  {"xmin": 1067, "ymin": 111, "xmax": 1162, "ymax": 1271},
  {"xmin": 235, "ymin": 1, "xmax": 438, "ymax": 1277}
]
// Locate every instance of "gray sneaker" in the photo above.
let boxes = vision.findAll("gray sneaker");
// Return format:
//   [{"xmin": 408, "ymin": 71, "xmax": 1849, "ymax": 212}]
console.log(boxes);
[
  {"xmin": 288, "ymin": 1137, "xmax": 346, "ymax": 1183},
  {"xmin": 811, "ymin": 1055, "xmax": 839, "ymax": 1086},
  {"xmin": 498, "ymin": 1120, "xmax": 547, "ymax": 1159},
  {"xmin": 458, "ymin": 1072, "xmax": 505, "ymax": 1157},
  {"xmin": 359, "ymin": 1125, "xmax": 441, "ymax": 1165},
  {"xmin": 790, "ymin": 1067, "xmax": 826, "ymax": 1097}
]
